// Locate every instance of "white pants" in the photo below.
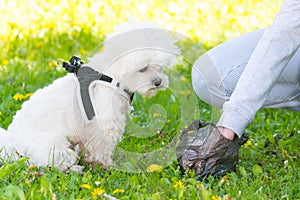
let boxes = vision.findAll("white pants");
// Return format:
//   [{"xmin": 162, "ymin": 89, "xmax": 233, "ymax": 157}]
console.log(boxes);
[{"xmin": 192, "ymin": 29, "xmax": 300, "ymax": 112}]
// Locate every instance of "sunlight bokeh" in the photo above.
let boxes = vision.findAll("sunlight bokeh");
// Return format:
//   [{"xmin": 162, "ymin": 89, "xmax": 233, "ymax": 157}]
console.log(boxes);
[{"xmin": 1, "ymin": 0, "xmax": 282, "ymax": 47}]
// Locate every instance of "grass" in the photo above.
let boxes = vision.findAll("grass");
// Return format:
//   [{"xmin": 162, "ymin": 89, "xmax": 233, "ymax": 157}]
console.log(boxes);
[{"xmin": 1, "ymin": 0, "xmax": 300, "ymax": 199}]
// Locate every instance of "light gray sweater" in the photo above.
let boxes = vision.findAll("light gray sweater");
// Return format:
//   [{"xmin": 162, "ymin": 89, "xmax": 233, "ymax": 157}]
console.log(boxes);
[{"xmin": 217, "ymin": 0, "xmax": 300, "ymax": 137}]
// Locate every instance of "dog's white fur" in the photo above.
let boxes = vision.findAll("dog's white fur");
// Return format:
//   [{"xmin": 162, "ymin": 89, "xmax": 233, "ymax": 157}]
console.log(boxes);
[{"xmin": 0, "ymin": 22, "xmax": 179, "ymax": 172}]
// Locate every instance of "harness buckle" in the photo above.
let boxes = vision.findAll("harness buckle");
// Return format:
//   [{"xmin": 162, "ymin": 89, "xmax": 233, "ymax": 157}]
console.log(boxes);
[{"xmin": 62, "ymin": 55, "xmax": 84, "ymax": 73}]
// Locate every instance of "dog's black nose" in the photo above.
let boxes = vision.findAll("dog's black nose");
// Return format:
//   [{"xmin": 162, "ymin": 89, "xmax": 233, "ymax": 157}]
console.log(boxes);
[{"xmin": 153, "ymin": 78, "xmax": 162, "ymax": 86}]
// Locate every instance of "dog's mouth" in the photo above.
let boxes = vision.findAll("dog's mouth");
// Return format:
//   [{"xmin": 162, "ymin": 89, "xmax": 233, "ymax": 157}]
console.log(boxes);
[
  {"xmin": 134, "ymin": 81, "xmax": 168, "ymax": 97},
  {"xmin": 149, "ymin": 85, "xmax": 166, "ymax": 90}
]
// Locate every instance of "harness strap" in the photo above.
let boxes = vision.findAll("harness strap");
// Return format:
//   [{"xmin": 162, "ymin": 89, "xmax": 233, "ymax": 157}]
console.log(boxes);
[
  {"xmin": 63, "ymin": 56, "xmax": 133, "ymax": 121},
  {"xmin": 76, "ymin": 67, "xmax": 111, "ymax": 120}
]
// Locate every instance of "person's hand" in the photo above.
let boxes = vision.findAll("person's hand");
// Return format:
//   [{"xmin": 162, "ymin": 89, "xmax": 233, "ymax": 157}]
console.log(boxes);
[
  {"xmin": 218, "ymin": 126, "xmax": 235, "ymax": 140},
  {"xmin": 176, "ymin": 120, "xmax": 248, "ymax": 179}
]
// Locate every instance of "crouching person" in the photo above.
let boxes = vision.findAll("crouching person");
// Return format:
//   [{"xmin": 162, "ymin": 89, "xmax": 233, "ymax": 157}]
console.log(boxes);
[{"xmin": 177, "ymin": 0, "xmax": 300, "ymax": 178}]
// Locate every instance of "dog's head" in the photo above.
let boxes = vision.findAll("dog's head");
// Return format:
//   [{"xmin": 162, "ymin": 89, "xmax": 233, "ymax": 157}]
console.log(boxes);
[
  {"xmin": 87, "ymin": 21, "xmax": 180, "ymax": 97},
  {"xmin": 118, "ymin": 63, "xmax": 169, "ymax": 97}
]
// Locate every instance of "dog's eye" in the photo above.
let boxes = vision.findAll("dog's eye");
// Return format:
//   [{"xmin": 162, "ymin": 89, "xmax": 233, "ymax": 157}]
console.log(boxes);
[
  {"xmin": 157, "ymin": 65, "xmax": 163, "ymax": 72},
  {"xmin": 139, "ymin": 66, "xmax": 149, "ymax": 73}
]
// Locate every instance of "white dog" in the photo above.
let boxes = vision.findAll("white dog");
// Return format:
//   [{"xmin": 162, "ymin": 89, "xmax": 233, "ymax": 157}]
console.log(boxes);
[{"xmin": 0, "ymin": 22, "xmax": 179, "ymax": 172}]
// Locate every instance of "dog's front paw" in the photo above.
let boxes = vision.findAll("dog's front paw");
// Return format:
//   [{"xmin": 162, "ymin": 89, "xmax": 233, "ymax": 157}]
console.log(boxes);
[
  {"xmin": 58, "ymin": 164, "xmax": 84, "ymax": 174},
  {"xmin": 69, "ymin": 164, "xmax": 84, "ymax": 174}
]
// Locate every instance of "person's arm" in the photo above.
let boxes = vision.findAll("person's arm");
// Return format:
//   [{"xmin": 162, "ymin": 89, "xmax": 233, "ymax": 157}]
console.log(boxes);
[{"xmin": 217, "ymin": 0, "xmax": 300, "ymax": 138}]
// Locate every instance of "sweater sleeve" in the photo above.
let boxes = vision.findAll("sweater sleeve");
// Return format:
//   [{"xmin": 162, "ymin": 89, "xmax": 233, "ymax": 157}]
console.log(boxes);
[{"xmin": 217, "ymin": 0, "xmax": 300, "ymax": 137}]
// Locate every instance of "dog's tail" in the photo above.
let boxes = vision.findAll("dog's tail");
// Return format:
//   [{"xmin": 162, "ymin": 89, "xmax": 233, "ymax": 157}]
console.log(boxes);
[{"xmin": 0, "ymin": 128, "xmax": 17, "ymax": 161}]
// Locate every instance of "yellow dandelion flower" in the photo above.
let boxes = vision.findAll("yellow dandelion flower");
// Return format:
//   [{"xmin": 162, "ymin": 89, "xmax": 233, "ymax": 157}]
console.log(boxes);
[
  {"xmin": 2, "ymin": 60, "xmax": 9, "ymax": 65},
  {"xmin": 80, "ymin": 49, "xmax": 87, "ymax": 55},
  {"xmin": 13, "ymin": 93, "xmax": 26, "ymax": 101},
  {"xmin": 48, "ymin": 61, "xmax": 59, "ymax": 68},
  {"xmin": 92, "ymin": 188, "xmax": 105, "ymax": 199},
  {"xmin": 80, "ymin": 184, "xmax": 91, "ymax": 190},
  {"xmin": 211, "ymin": 195, "xmax": 221, "ymax": 200},
  {"xmin": 166, "ymin": 119, "xmax": 171, "ymax": 123},
  {"xmin": 29, "ymin": 164, "xmax": 35, "ymax": 169},
  {"xmin": 25, "ymin": 93, "xmax": 33, "ymax": 98},
  {"xmin": 53, "ymin": 62, "xmax": 59, "ymax": 67},
  {"xmin": 244, "ymin": 140, "xmax": 252, "ymax": 147},
  {"xmin": 147, "ymin": 164, "xmax": 163, "ymax": 173},
  {"xmin": 13, "ymin": 93, "xmax": 32, "ymax": 101},
  {"xmin": 173, "ymin": 180, "xmax": 185, "ymax": 189},
  {"xmin": 112, "ymin": 189, "xmax": 125, "ymax": 194},
  {"xmin": 0, "ymin": 111, "xmax": 2, "ymax": 116}
]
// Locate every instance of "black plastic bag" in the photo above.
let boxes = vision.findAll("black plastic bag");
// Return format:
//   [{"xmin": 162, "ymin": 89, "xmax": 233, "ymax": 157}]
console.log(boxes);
[{"xmin": 176, "ymin": 120, "xmax": 248, "ymax": 179}]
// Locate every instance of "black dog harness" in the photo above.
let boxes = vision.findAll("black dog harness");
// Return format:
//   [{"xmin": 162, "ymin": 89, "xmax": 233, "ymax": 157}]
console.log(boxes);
[{"xmin": 63, "ymin": 56, "xmax": 133, "ymax": 120}]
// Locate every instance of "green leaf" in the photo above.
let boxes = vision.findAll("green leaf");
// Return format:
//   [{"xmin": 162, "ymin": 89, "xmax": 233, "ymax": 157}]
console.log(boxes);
[
  {"xmin": 252, "ymin": 164, "xmax": 263, "ymax": 177},
  {"xmin": 239, "ymin": 166, "xmax": 247, "ymax": 177},
  {"xmin": 1, "ymin": 184, "xmax": 26, "ymax": 200}
]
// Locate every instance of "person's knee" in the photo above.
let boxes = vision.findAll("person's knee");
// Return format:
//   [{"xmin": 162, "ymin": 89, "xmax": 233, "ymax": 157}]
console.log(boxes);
[
  {"xmin": 192, "ymin": 66, "xmax": 212, "ymax": 105},
  {"xmin": 192, "ymin": 53, "xmax": 227, "ymax": 108},
  {"xmin": 192, "ymin": 29, "xmax": 266, "ymax": 108}
]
